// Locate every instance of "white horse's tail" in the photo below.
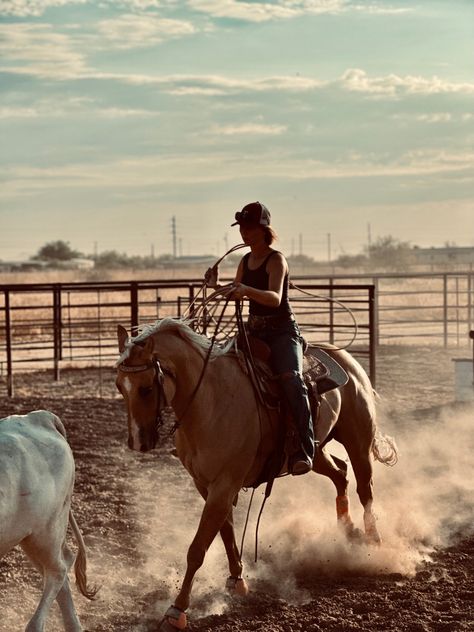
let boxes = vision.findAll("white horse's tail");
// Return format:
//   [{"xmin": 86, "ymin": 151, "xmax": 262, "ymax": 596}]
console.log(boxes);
[
  {"xmin": 69, "ymin": 511, "xmax": 98, "ymax": 600},
  {"xmin": 371, "ymin": 431, "xmax": 399, "ymax": 467}
]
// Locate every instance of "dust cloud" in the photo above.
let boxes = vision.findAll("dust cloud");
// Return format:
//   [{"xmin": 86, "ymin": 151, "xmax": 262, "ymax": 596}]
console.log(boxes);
[
  {"xmin": 130, "ymin": 404, "xmax": 473, "ymax": 616},
  {"xmin": 1, "ymin": 404, "xmax": 472, "ymax": 629}
]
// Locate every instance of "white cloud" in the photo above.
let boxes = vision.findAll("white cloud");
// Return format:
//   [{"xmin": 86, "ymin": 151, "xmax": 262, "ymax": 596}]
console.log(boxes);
[
  {"xmin": 2, "ymin": 28, "xmax": 473, "ymax": 106},
  {"xmin": 108, "ymin": 0, "xmax": 175, "ymax": 9},
  {"xmin": 0, "ymin": 100, "xmax": 160, "ymax": 119},
  {"xmin": 2, "ymin": 148, "xmax": 473, "ymax": 201},
  {"xmin": 0, "ymin": 0, "xmax": 181, "ymax": 16},
  {"xmin": 210, "ymin": 123, "xmax": 287, "ymax": 135},
  {"xmin": 351, "ymin": 3, "xmax": 413, "ymax": 15},
  {"xmin": 416, "ymin": 113, "xmax": 452, "ymax": 123},
  {"xmin": 159, "ymin": 74, "xmax": 324, "ymax": 94},
  {"xmin": 340, "ymin": 68, "xmax": 474, "ymax": 98},
  {"xmin": 0, "ymin": 0, "xmax": 413, "ymax": 19},
  {"xmin": 0, "ymin": 23, "xmax": 88, "ymax": 79},
  {"xmin": 0, "ymin": 0, "xmax": 87, "ymax": 17},
  {"xmin": 96, "ymin": 13, "xmax": 196, "ymax": 49},
  {"xmin": 187, "ymin": 0, "xmax": 412, "ymax": 22}
]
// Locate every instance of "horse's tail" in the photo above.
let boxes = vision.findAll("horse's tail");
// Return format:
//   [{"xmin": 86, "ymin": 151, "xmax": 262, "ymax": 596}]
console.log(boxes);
[
  {"xmin": 371, "ymin": 430, "xmax": 399, "ymax": 467},
  {"xmin": 69, "ymin": 511, "xmax": 99, "ymax": 600}
]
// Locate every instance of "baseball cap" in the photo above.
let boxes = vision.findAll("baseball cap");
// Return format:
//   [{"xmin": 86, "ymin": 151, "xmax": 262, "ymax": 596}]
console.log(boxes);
[{"xmin": 231, "ymin": 201, "xmax": 271, "ymax": 227}]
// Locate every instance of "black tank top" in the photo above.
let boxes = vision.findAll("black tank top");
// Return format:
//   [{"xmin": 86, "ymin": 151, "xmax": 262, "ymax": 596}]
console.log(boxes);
[{"xmin": 241, "ymin": 251, "xmax": 292, "ymax": 317}]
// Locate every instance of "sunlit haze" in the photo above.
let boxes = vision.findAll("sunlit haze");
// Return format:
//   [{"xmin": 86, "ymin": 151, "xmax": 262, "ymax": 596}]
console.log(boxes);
[{"xmin": 1, "ymin": 0, "xmax": 473, "ymax": 261}]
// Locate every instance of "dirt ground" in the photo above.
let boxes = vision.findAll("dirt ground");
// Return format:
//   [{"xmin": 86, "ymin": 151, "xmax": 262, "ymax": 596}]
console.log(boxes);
[{"xmin": 0, "ymin": 345, "xmax": 473, "ymax": 631}]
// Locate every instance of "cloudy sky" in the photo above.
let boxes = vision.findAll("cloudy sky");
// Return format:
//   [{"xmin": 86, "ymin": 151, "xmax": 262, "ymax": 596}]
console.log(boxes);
[{"xmin": 1, "ymin": 0, "xmax": 473, "ymax": 261}]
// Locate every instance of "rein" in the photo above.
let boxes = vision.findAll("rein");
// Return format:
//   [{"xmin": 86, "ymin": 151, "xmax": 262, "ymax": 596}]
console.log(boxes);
[
  {"xmin": 235, "ymin": 301, "xmax": 280, "ymax": 562},
  {"xmin": 170, "ymin": 293, "xmax": 232, "ymax": 433}
]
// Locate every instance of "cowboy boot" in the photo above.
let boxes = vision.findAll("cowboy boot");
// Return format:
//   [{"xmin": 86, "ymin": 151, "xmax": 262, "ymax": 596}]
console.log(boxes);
[{"xmin": 279, "ymin": 373, "xmax": 315, "ymax": 475}]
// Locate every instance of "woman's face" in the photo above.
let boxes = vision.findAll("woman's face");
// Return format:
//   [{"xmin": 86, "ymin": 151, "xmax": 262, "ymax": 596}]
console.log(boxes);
[{"xmin": 239, "ymin": 223, "xmax": 265, "ymax": 246}]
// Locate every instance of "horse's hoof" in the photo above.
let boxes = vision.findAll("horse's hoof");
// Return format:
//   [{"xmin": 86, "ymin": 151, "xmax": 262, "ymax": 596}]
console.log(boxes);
[
  {"xmin": 226, "ymin": 575, "xmax": 249, "ymax": 597},
  {"xmin": 344, "ymin": 525, "xmax": 364, "ymax": 542},
  {"xmin": 365, "ymin": 531, "xmax": 382, "ymax": 546},
  {"xmin": 160, "ymin": 606, "xmax": 187, "ymax": 630}
]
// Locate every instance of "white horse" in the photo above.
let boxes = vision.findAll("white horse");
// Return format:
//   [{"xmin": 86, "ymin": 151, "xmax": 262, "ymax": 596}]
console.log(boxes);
[{"xmin": 0, "ymin": 410, "xmax": 96, "ymax": 632}]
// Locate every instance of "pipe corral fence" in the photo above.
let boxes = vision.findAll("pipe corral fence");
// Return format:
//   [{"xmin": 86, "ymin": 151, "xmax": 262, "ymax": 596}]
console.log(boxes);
[
  {"xmin": 304, "ymin": 271, "xmax": 473, "ymax": 347},
  {"xmin": 1, "ymin": 271, "xmax": 472, "ymax": 398},
  {"xmin": 0, "ymin": 279, "xmax": 376, "ymax": 397}
]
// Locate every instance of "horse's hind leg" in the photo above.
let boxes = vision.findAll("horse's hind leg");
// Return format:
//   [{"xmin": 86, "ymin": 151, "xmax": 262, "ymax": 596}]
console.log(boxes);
[
  {"xmin": 314, "ymin": 449, "xmax": 359, "ymax": 538},
  {"xmin": 344, "ymin": 444, "xmax": 381, "ymax": 544}
]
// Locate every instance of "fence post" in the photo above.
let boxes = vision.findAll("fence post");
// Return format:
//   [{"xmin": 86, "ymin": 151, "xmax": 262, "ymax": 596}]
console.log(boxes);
[
  {"xmin": 130, "ymin": 282, "xmax": 139, "ymax": 329},
  {"xmin": 373, "ymin": 276, "xmax": 380, "ymax": 347},
  {"xmin": 328, "ymin": 278, "xmax": 334, "ymax": 345},
  {"xmin": 53, "ymin": 285, "xmax": 61, "ymax": 381},
  {"xmin": 5, "ymin": 290, "xmax": 13, "ymax": 398},
  {"xmin": 189, "ymin": 285, "xmax": 195, "ymax": 327},
  {"xmin": 369, "ymin": 285, "xmax": 376, "ymax": 388},
  {"xmin": 468, "ymin": 273, "xmax": 472, "ymax": 334},
  {"xmin": 443, "ymin": 274, "xmax": 448, "ymax": 348}
]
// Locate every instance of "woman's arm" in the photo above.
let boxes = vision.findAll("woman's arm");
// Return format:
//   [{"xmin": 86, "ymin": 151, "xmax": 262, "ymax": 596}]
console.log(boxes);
[{"xmin": 231, "ymin": 253, "xmax": 287, "ymax": 307}]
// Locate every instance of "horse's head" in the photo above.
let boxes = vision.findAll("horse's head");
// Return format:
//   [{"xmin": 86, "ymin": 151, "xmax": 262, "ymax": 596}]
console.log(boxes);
[{"xmin": 116, "ymin": 324, "xmax": 165, "ymax": 452}]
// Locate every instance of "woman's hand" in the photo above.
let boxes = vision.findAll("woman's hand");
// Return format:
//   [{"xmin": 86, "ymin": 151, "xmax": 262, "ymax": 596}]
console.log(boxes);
[
  {"xmin": 204, "ymin": 264, "xmax": 219, "ymax": 288},
  {"xmin": 227, "ymin": 283, "xmax": 248, "ymax": 300}
]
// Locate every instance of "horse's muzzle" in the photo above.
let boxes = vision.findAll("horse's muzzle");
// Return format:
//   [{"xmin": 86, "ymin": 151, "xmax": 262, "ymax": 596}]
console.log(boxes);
[{"xmin": 128, "ymin": 430, "xmax": 157, "ymax": 452}]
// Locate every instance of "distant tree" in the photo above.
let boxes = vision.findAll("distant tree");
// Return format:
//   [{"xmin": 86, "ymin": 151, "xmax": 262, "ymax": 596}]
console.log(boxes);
[
  {"xmin": 94, "ymin": 250, "xmax": 131, "ymax": 268},
  {"xmin": 335, "ymin": 253, "xmax": 368, "ymax": 268},
  {"xmin": 366, "ymin": 235, "xmax": 413, "ymax": 270},
  {"xmin": 32, "ymin": 240, "xmax": 82, "ymax": 261},
  {"xmin": 287, "ymin": 253, "xmax": 316, "ymax": 266}
]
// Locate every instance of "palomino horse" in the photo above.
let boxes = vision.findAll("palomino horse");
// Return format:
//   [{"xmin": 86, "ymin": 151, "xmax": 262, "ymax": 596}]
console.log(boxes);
[{"xmin": 116, "ymin": 318, "xmax": 397, "ymax": 631}]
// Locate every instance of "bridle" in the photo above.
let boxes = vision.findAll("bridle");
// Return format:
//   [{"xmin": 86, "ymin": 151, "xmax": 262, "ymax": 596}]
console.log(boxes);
[{"xmin": 117, "ymin": 357, "xmax": 172, "ymax": 438}]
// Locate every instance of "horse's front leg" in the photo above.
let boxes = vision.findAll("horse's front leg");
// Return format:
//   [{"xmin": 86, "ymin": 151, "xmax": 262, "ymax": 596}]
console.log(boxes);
[
  {"xmin": 160, "ymin": 483, "xmax": 236, "ymax": 631},
  {"xmin": 193, "ymin": 482, "xmax": 248, "ymax": 598}
]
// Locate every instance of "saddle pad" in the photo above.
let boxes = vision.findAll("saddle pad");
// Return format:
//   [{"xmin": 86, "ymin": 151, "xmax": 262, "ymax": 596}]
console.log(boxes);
[{"xmin": 304, "ymin": 346, "xmax": 349, "ymax": 394}]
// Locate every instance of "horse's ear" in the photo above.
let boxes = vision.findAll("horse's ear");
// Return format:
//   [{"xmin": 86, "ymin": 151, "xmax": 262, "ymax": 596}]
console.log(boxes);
[{"xmin": 117, "ymin": 325, "xmax": 128, "ymax": 353}]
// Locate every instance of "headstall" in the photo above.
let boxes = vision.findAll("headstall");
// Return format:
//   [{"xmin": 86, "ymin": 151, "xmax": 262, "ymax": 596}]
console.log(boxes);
[{"xmin": 118, "ymin": 358, "xmax": 172, "ymax": 434}]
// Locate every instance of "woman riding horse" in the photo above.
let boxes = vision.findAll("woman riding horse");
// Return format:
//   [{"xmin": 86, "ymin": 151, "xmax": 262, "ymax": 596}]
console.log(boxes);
[{"xmin": 207, "ymin": 201, "xmax": 315, "ymax": 475}]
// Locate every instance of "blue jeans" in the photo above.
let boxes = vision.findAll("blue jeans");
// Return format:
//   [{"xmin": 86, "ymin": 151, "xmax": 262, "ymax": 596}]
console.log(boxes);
[
  {"xmin": 248, "ymin": 319, "xmax": 304, "ymax": 377},
  {"xmin": 248, "ymin": 318, "xmax": 314, "ymax": 462}
]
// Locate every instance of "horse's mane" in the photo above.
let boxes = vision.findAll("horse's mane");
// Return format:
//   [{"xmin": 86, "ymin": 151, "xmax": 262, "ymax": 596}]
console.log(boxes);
[{"xmin": 116, "ymin": 318, "xmax": 230, "ymax": 365}]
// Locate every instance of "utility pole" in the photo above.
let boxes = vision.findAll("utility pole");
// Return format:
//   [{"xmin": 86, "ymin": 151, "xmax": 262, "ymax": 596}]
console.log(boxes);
[
  {"xmin": 367, "ymin": 222, "xmax": 372, "ymax": 253},
  {"xmin": 224, "ymin": 233, "xmax": 229, "ymax": 252},
  {"xmin": 171, "ymin": 216, "xmax": 177, "ymax": 259},
  {"xmin": 327, "ymin": 233, "xmax": 332, "ymax": 264},
  {"xmin": 291, "ymin": 238, "xmax": 295, "ymax": 257},
  {"xmin": 299, "ymin": 233, "xmax": 303, "ymax": 256}
]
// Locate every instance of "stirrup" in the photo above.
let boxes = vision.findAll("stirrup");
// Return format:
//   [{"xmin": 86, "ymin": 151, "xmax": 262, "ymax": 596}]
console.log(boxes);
[{"xmin": 291, "ymin": 458, "xmax": 313, "ymax": 475}]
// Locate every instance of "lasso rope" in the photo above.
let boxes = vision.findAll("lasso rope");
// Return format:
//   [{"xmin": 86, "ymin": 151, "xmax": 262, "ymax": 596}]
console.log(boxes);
[{"xmin": 289, "ymin": 281, "xmax": 359, "ymax": 350}]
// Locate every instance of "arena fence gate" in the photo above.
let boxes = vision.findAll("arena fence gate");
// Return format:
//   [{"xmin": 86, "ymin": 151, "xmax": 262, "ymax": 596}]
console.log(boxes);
[{"xmin": 0, "ymin": 279, "xmax": 375, "ymax": 397}]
